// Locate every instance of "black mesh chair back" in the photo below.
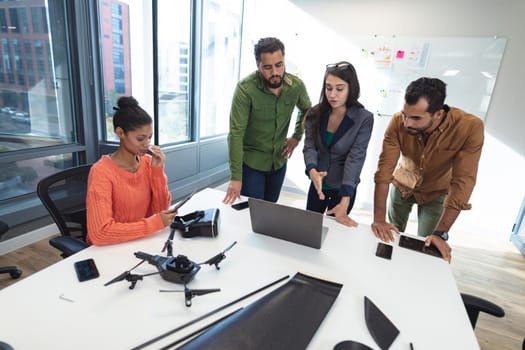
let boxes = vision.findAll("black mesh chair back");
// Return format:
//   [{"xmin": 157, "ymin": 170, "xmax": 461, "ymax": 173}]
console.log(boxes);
[{"xmin": 37, "ymin": 164, "xmax": 92, "ymax": 257}]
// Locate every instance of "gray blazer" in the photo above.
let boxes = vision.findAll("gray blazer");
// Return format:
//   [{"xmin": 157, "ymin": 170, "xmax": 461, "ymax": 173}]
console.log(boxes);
[{"xmin": 303, "ymin": 105, "xmax": 374, "ymax": 196}]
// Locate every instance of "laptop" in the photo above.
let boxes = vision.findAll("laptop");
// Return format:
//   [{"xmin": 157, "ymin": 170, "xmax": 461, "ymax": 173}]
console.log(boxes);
[{"xmin": 248, "ymin": 197, "xmax": 325, "ymax": 249}]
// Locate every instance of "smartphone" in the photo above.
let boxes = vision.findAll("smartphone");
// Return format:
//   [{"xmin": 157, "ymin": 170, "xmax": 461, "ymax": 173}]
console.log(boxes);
[
  {"xmin": 171, "ymin": 191, "xmax": 195, "ymax": 212},
  {"xmin": 74, "ymin": 258, "xmax": 100, "ymax": 282},
  {"xmin": 375, "ymin": 242, "xmax": 393, "ymax": 260},
  {"xmin": 231, "ymin": 201, "xmax": 249, "ymax": 211},
  {"xmin": 398, "ymin": 235, "xmax": 442, "ymax": 258}
]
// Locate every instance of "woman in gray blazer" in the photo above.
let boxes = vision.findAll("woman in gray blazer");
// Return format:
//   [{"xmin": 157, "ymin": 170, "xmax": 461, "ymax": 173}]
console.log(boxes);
[{"xmin": 303, "ymin": 61, "xmax": 374, "ymax": 226}]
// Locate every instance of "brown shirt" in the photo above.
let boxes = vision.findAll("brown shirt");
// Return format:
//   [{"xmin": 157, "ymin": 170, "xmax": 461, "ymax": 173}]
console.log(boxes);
[{"xmin": 374, "ymin": 106, "xmax": 484, "ymax": 210}]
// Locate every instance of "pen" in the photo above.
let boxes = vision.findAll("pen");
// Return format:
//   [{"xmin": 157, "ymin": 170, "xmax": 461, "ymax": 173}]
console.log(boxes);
[
  {"xmin": 59, "ymin": 293, "xmax": 74, "ymax": 303},
  {"xmin": 410, "ymin": 342, "xmax": 414, "ymax": 350}
]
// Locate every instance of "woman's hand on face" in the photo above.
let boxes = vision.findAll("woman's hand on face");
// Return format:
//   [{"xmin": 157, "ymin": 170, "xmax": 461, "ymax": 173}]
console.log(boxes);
[{"xmin": 149, "ymin": 146, "xmax": 166, "ymax": 167}]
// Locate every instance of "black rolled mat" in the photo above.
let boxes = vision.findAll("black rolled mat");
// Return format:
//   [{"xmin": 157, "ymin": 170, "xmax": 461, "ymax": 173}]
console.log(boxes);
[{"xmin": 177, "ymin": 272, "xmax": 343, "ymax": 350}]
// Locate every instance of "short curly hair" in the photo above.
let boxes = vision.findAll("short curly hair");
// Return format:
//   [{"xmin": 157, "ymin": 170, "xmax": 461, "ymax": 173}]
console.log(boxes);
[
  {"xmin": 405, "ymin": 77, "xmax": 447, "ymax": 114},
  {"xmin": 254, "ymin": 37, "xmax": 285, "ymax": 62}
]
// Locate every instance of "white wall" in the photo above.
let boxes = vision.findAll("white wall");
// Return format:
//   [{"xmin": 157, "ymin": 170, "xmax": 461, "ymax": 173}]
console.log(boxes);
[{"xmin": 240, "ymin": 0, "xmax": 525, "ymax": 243}]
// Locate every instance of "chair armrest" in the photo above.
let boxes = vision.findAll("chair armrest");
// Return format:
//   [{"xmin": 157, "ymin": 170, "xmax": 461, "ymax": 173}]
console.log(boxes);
[
  {"xmin": 49, "ymin": 236, "xmax": 89, "ymax": 258},
  {"xmin": 461, "ymin": 293, "xmax": 505, "ymax": 318}
]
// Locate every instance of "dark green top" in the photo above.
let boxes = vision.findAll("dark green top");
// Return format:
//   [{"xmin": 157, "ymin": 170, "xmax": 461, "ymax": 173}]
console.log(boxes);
[
  {"xmin": 325, "ymin": 131, "xmax": 334, "ymax": 147},
  {"xmin": 227, "ymin": 71, "xmax": 311, "ymax": 181},
  {"xmin": 322, "ymin": 131, "xmax": 337, "ymax": 191}
]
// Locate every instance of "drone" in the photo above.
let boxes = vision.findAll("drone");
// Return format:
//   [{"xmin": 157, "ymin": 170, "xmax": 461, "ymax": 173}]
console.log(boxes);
[{"xmin": 104, "ymin": 232, "xmax": 237, "ymax": 307}]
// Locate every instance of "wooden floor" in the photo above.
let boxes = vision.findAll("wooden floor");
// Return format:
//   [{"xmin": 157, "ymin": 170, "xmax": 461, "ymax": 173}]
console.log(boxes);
[{"xmin": 1, "ymin": 191, "xmax": 524, "ymax": 349}]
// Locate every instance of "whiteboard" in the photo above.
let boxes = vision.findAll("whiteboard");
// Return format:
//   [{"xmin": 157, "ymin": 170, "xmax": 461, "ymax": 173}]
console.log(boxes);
[{"xmin": 349, "ymin": 36, "xmax": 507, "ymax": 120}]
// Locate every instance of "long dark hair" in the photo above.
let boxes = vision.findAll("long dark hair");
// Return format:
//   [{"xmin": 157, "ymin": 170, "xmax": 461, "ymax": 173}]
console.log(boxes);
[{"xmin": 112, "ymin": 96, "xmax": 152, "ymax": 133}]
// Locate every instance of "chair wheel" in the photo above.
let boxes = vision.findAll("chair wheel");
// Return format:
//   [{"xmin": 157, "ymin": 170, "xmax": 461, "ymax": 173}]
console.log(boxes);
[{"xmin": 10, "ymin": 269, "xmax": 22, "ymax": 279}]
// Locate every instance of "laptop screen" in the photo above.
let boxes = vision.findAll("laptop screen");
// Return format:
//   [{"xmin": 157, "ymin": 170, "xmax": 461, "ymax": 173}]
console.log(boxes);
[{"xmin": 248, "ymin": 198, "xmax": 324, "ymax": 249}]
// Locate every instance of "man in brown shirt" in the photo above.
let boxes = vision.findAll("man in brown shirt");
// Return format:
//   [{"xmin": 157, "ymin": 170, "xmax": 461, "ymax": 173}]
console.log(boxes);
[{"xmin": 372, "ymin": 77, "xmax": 484, "ymax": 261}]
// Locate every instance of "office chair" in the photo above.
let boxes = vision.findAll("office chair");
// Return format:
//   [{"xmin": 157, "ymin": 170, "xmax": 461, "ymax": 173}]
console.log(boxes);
[
  {"xmin": 460, "ymin": 293, "xmax": 505, "ymax": 329},
  {"xmin": 0, "ymin": 220, "xmax": 22, "ymax": 279},
  {"xmin": 36, "ymin": 164, "xmax": 92, "ymax": 258}
]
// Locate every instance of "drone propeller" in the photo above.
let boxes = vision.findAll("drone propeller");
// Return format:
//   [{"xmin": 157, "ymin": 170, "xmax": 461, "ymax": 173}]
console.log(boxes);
[
  {"xmin": 105, "ymin": 259, "xmax": 162, "ymax": 289},
  {"xmin": 160, "ymin": 285, "xmax": 221, "ymax": 307},
  {"xmin": 104, "ymin": 270, "xmax": 132, "ymax": 287},
  {"xmin": 199, "ymin": 241, "xmax": 237, "ymax": 270}
]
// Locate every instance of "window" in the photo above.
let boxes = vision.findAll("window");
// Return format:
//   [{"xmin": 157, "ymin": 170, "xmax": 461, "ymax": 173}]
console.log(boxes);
[
  {"xmin": 13, "ymin": 39, "xmax": 24, "ymax": 85},
  {"xmin": 99, "ymin": 0, "xmax": 134, "ymax": 141},
  {"xmin": 0, "ymin": 1, "xmax": 79, "ymax": 202},
  {"xmin": 199, "ymin": 0, "xmax": 243, "ymax": 137},
  {"xmin": 23, "ymin": 39, "xmax": 34, "ymax": 86},
  {"xmin": 30, "ymin": 7, "xmax": 47, "ymax": 33},
  {"xmin": 17, "ymin": 7, "xmax": 29, "ymax": 33},
  {"xmin": 99, "ymin": 0, "xmax": 243, "ymax": 144},
  {"xmin": 8, "ymin": 7, "xmax": 18, "ymax": 33},
  {"xmin": 156, "ymin": 0, "xmax": 191, "ymax": 145},
  {"xmin": 111, "ymin": 17, "xmax": 122, "ymax": 32},
  {"xmin": 0, "ymin": 153, "xmax": 79, "ymax": 201},
  {"xmin": 111, "ymin": 2, "xmax": 121, "ymax": 16},
  {"xmin": 0, "ymin": 9, "xmax": 6, "ymax": 33}
]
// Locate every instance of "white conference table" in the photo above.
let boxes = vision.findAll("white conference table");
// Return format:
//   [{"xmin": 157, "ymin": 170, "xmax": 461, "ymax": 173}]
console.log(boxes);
[{"xmin": 0, "ymin": 188, "xmax": 479, "ymax": 350}]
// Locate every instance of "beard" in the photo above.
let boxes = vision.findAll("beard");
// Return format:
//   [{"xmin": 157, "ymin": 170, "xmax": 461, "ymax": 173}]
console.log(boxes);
[
  {"xmin": 404, "ymin": 118, "xmax": 433, "ymax": 135},
  {"xmin": 264, "ymin": 73, "xmax": 284, "ymax": 89}
]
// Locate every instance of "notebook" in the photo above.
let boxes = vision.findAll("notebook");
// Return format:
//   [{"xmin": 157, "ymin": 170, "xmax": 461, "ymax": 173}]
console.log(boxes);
[{"xmin": 248, "ymin": 197, "xmax": 325, "ymax": 249}]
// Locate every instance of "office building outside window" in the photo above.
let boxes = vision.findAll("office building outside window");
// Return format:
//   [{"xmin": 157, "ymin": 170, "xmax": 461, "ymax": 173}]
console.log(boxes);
[
  {"xmin": 99, "ymin": 0, "xmax": 132, "ymax": 141},
  {"xmin": 157, "ymin": 0, "xmax": 191, "ymax": 145},
  {"xmin": 0, "ymin": 0, "xmax": 78, "ymax": 202},
  {"xmin": 99, "ymin": 0, "xmax": 243, "ymax": 145},
  {"xmin": 199, "ymin": 0, "xmax": 242, "ymax": 138}
]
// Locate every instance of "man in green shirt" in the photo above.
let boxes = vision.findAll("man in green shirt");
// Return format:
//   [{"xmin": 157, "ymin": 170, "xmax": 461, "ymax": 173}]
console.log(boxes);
[{"xmin": 223, "ymin": 37, "xmax": 311, "ymax": 204}]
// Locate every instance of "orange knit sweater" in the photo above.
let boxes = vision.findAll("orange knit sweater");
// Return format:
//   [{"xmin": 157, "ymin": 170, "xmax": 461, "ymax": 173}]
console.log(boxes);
[{"xmin": 86, "ymin": 155, "xmax": 171, "ymax": 245}]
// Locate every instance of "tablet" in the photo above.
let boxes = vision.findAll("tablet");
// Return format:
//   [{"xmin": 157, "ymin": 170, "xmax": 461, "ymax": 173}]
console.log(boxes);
[{"xmin": 399, "ymin": 235, "xmax": 442, "ymax": 258}]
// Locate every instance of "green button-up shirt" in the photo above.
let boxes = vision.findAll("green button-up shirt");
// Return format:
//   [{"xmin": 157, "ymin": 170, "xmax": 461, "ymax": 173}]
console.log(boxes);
[{"xmin": 227, "ymin": 71, "xmax": 311, "ymax": 181}]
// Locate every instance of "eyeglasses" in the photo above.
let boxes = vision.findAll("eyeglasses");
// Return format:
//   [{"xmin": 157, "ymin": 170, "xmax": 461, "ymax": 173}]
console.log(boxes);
[{"xmin": 326, "ymin": 62, "xmax": 351, "ymax": 71}]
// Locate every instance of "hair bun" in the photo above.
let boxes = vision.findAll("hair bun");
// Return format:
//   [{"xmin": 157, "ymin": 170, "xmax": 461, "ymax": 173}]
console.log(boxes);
[{"xmin": 117, "ymin": 96, "xmax": 139, "ymax": 109}]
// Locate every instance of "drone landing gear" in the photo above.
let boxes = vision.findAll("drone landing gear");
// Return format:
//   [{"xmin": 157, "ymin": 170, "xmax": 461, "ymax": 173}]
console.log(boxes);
[
  {"xmin": 160, "ymin": 285, "xmax": 221, "ymax": 307},
  {"xmin": 125, "ymin": 273, "xmax": 143, "ymax": 290}
]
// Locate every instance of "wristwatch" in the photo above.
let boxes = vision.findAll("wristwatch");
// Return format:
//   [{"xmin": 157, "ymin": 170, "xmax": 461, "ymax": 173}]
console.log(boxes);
[{"xmin": 432, "ymin": 230, "xmax": 449, "ymax": 241}]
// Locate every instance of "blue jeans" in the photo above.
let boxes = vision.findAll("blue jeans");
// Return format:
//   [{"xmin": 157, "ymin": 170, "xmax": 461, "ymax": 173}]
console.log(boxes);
[
  {"xmin": 306, "ymin": 182, "xmax": 356, "ymax": 215},
  {"xmin": 241, "ymin": 163, "xmax": 287, "ymax": 203}
]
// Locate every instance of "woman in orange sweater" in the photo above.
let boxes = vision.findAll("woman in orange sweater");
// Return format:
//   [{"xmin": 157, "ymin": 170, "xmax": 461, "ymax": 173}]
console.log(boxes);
[{"xmin": 86, "ymin": 96, "xmax": 176, "ymax": 245}]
